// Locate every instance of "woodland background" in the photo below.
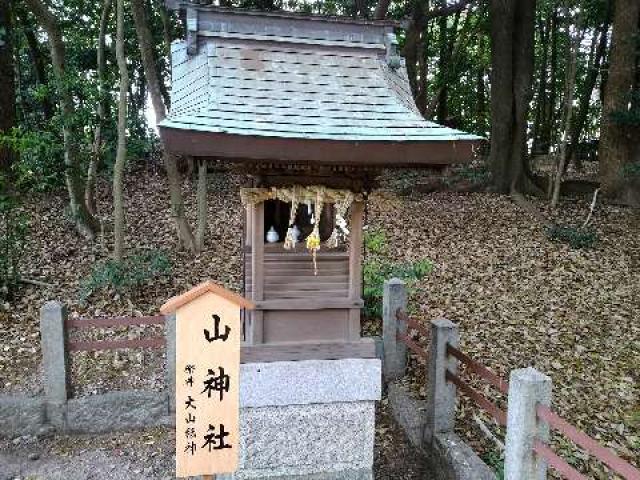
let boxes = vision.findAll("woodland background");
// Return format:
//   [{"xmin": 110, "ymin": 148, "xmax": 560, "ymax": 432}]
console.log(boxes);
[
  {"xmin": 0, "ymin": 0, "xmax": 638, "ymax": 479},
  {"xmin": 0, "ymin": 0, "xmax": 639, "ymax": 258}
]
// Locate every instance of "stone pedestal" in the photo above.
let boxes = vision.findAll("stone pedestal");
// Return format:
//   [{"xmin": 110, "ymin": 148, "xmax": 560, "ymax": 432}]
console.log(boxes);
[{"xmin": 222, "ymin": 358, "xmax": 381, "ymax": 479}]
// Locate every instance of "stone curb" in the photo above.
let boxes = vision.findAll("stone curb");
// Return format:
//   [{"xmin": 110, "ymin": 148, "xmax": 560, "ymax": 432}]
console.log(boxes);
[
  {"xmin": 0, "ymin": 395, "xmax": 47, "ymax": 436},
  {"xmin": 217, "ymin": 468, "xmax": 373, "ymax": 480},
  {"xmin": 0, "ymin": 391, "xmax": 169, "ymax": 437},
  {"xmin": 387, "ymin": 381, "xmax": 496, "ymax": 480},
  {"xmin": 65, "ymin": 391, "xmax": 169, "ymax": 433}
]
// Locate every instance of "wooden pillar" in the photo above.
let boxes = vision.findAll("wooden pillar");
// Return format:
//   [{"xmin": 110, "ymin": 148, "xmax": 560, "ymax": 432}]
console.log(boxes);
[
  {"xmin": 242, "ymin": 205, "xmax": 252, "ymax": 344},
  {"xmin": 348, "ymin": 201, "xmax": 364, "ymax": 340},
  {"xmin": 250, "ymin": 202, "xmax": 265, "ymax": 344},
  {"xmin": 244, "ymin": 204, "xmax": 252, "ymax": 248}
]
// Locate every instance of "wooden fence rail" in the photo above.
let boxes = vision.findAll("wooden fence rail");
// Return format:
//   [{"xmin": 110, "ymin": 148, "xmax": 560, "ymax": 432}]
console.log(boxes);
[
  {"xmin": 396, "ymin": 331, "xmax": 427, "ymax": 360},
  {"xmin": 382, "ymin": 277, "xmax": 640, "ymax": 480},
  {"xmin": 66, "ymin": 315, "xmax": 167, "ymax": 352},
  {"xmin": 536, "ymin": 404, "xmax": 640, "ymax": 480},
  {"xmin": 445, "ymin": 370, "xmax": 507, "ymax": 427},
  {"xmin": 65, "ymin": 315, "xmax": 166, "ymax": 329},
  {"xmin": 446, "ymin": 344, "xmax": 509, "ymax": 394},
  {"xmin": 41, "ymin": 300, "xmax": 379, "ymax": 413}
]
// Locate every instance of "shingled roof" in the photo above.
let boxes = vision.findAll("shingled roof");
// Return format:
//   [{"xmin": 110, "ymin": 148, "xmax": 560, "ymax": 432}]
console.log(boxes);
[{"xmin": 158, "ymin": 6, "xmax": 482, "ymax": 166}]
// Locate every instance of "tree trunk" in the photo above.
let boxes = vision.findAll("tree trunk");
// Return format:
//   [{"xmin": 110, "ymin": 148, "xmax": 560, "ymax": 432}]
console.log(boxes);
[
  {"xmin": 539, "ymin": 7, "xmax": 559, "ymax": 155},
  {"xmin": 427, "ymin": 8, "xmax": 470, "ymax": 121},
  {"xmin": 436, "ymin": 11, "xmax": 450, "ymax": 123},
  {"xmin": 567, "ymin": 7, "xmax": 611, "ymax": 170},
  {"xmin": 112, "ymin": 0, "xmax": 128, "ymax": 261},
  {"xmin": 86, "ymin": 0, "xmax": 112, "ymax": 216},
  {"xmin": 195, "ymin": 158, "xmax": 207, "ymax": 252},
  {"xmin": 130, "ymin": 0, "xmax": 196, "ymax": 252},
  {"xmin": 435, "ymin": 9, "xmax": 461, "ymax": 123},
  {"xmin": 157, "ymin": 0, "xmax": 173, "ymax": 56},
  {"xmin": 156, "ymin": 2, "xmax": 174, "ymax": 109},
  {"xmin": 19, "ymin": 17, "xmax": 54, "ymax": 122},
  {"xmin": 508, "ymin": 0, "xmax": 536, "ymax": 193},
  {"xmin": 551, "ymin": 6, "xmax": 583, "ymax": 208},
  {"xmin": 403, "ymin": 1, "xmax": 426, "ymax": 113},
  {"xmin": 416, "ymin": 27, "xmax": 428, "ymax": 115},
  {"xmin": 25, "ymin": 0, "xmax": 99, "ymax": 239},
  {"xmin": 598, "ymin": 0, "xmax": 640, "ymax": 196},
  {"xmin": 0, "ymin": 0, "xmax": 16, "ymax": 175},
  {"xmin": 531, "ymin": 13, "xmax": 549, "ymax": 154},
  {"xmin": 373, "ymin": 0, "xmax": 392, "ymax": 20},
  {"xmin": 489, "ymin": 0, "xmax": 537, "ymax": 194},
  {"xmin": 488, "ymin": 0, "xmax": 515, "ymax": 192}
]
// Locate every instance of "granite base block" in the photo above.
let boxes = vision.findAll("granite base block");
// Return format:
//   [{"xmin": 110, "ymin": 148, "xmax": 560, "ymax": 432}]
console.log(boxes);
[
  {"xmin": 218, "ymin": 468, "xmax": 373, "ymax": 480},
  {"xmin": 228, "ymin": 401, "xmax": 376, "ymax": 479},
  {"xmin": 240, "ymin": 359, "xmax": 381, "ymax": 408}
]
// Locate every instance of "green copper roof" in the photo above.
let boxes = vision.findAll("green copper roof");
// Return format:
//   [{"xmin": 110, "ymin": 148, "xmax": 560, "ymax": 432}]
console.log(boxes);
[{"xmin": 159, "ymin": 8, "xmax": 481, "ymax": 165}]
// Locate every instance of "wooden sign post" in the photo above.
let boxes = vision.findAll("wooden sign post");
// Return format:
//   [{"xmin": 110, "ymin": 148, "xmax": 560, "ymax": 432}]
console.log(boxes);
[{"xmin": 161, "ymin": 281, "xmax": 254, "ymax": 479}]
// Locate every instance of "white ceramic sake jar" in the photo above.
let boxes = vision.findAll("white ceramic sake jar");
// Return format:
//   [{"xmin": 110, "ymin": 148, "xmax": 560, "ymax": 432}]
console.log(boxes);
[{"xmin": 266, "ymin": 226, "xmax": 279, "ymax": 243}]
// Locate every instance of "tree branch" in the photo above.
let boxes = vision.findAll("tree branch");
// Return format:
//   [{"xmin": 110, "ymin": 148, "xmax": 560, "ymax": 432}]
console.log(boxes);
[
  {"xmin": 581, "ymin": 188, "xmax": 600, "ymax": 229},
  {"xmin": 373, "ymin": 0, "xmax": 392, "ymax": 20},
  {"xmin": 399, "ymin": 0, "xmax": 476, "ymax": 31},
  {"xmin": 425, "ymin": 0, "xmax": 474, "ymax": 20}
]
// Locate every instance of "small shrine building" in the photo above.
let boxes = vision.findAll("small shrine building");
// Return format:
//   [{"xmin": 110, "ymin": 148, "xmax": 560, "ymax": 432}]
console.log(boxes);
[
  {"xmin": 159, "ymin": 6, "xmax": 480, "ymax": 478},
  {"xmin": 159, "ymin": 5, "xmax": 480, "ymax": 354}
]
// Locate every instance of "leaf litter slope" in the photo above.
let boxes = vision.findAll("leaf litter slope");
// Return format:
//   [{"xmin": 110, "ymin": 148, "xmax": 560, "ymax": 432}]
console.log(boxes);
[
  {"xmin": 367, "ymin": 177, "xmax": 639, "ymax": 478},
  {"xmin": 0, "ymin": 167, "xmax": 637, "ymax": 478}
]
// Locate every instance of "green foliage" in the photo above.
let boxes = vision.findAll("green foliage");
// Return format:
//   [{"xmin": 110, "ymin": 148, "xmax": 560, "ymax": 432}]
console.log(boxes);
[
  {"xmin": 364, "ymin": 228, "xmax": 387, "ymax": 255},
  {"xmin": 79, "ymin": 250, "xmax": 172, "ymax": 302},
  {"xmin": 610, "ymin": 93, "xmax": 640, "ymax": 127},
  {"xmin": 546, "ymin": 225, "xmax": 598, "ymax": 249},
  {"xmin": 482, "ymin": 451, "xmax": 505, "ymax": 480},
  {"xmin": 362, "ymin": 228, "xmax": 433, "ymax": 319},
  {"xmin": 623, "ymin": 161, "xmax": 640, "ymax": 179},
  {"xmin": 0, "ymin": 127, "xmax": 66, "ymax": 191},
  {"xmin": 452, "ymin": 163, "xmax": 491, "ymax": 184},
  {"xmin": 0, "ymin": 178, "xmax": 29, "ymax": 301},
  {"xmin": 8, "ymin": 1, "xmax": 167, "ymax": 194}
]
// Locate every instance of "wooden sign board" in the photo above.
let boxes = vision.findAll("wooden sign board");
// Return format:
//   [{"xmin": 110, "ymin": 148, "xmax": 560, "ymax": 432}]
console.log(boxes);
[{"xmin": 161, "ymin": 281, "xmax": 254, "ymax": 478}]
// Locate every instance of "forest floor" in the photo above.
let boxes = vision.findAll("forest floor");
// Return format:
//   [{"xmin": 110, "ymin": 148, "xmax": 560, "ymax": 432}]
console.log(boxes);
[{"xmin": 0, "ymin": 164, "xmax": 638, "ymax": 478}]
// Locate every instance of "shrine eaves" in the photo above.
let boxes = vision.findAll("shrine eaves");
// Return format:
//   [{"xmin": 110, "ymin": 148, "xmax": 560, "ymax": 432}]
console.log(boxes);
[{"xmin": 158, "ymin": 5, "xmax": 483, "ymax": 167}]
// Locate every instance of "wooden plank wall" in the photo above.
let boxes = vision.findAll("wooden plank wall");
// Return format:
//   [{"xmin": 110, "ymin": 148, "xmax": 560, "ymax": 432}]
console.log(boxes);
[{"xmin": 245, "ymin": 250, "xmax": 350, "ymax": 301}]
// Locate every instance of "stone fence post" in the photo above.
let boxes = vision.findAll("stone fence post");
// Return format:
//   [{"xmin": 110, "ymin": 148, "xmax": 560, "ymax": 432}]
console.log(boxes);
[
  {"xmin": 504, "ymin": 367, "xmax": 552, "ymax": 480},
  {"xmin": 382, "ymin": 278, "xmax": 407, "ymax": 382},
  {"xmin": 424, "ymin": 318, "xmax": 459, "ymax": 444},
  {"xmin": 40, "ymin": 301, "xmax": 70, "ymax": 404},
  {"xmin": 165, "ymin": 313, "xmax": 176, "ymax": 412}
]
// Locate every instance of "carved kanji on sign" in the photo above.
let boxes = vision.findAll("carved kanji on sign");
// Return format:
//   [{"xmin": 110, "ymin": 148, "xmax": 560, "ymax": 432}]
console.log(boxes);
[{"xmin": 160, "ymin": 281, "xmax": 254, "ymax": 478}]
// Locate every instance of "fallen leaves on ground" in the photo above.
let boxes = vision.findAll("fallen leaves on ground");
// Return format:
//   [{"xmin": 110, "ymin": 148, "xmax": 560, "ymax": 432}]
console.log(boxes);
[
  {"xmin": 369, "ymin": 169, "xmax": 639, "ymax": 479},
  {"xmin": 0, "ymin": 166, "xmax": 637, "ymax": 479}
]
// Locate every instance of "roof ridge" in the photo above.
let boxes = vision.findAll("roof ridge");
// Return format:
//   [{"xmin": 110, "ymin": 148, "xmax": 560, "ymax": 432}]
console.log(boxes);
[
  {"xmin": 160, "ymin": 281, "xmax": 255, "ymax": 314},
  {"xmin": 166, "ymin": 4, "xmax": 400, "ymax": 27}
]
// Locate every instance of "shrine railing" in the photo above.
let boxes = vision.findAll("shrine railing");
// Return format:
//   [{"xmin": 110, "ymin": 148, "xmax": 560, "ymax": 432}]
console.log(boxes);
[
  {"xmin": 39, "ymin": 300, "xmax": 377, "ymax": 409},
  {"xmin": 444, "ymin": 342, "xmax": 508, "ymax": 427},
  {"xmin": 381, "ymin": 278, "xmax": 640, "ymax": 480},
  {"xmin": 65, "ymin": 315, "xmax": 167, "ymax": 352}
]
